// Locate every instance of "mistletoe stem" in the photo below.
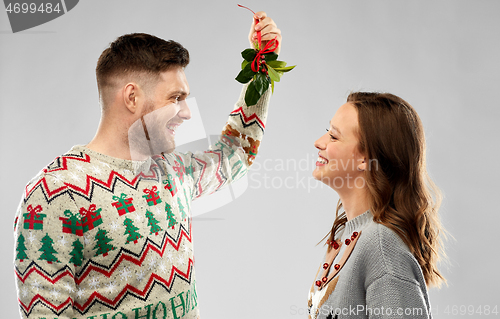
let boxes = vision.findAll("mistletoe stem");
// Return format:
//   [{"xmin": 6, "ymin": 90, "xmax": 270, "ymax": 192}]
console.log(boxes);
[{"xmin": 238, "ymin": 4, "xmax": 261, "ymax": 49}]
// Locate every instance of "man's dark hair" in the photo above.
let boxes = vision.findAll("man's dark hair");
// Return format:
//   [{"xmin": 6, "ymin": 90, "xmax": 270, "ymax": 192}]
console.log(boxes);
[{"xmin": 96, "ymin": 33, "xmax": 189, "ymax": 107}]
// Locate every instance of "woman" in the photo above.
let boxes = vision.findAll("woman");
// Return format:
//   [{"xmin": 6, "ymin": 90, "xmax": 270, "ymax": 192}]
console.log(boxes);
[{"xmin": 308, "ymin": 92, "xmax": 445, "ymax": 319}]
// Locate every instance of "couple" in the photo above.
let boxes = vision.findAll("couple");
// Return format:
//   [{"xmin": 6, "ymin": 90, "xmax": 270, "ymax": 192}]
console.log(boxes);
[{"xmin": 13, "ymin": 10, "xmax": 445, "ymax": 319}]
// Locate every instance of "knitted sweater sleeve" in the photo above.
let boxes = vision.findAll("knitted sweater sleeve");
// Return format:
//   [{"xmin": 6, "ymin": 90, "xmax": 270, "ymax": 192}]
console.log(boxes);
[
  {"xmin": 14, "ymin": 172, "xmax": 81, "ymax": 319},
  {"xmin": 174, "ymin": 83, "xmax": 271, "ymax": 200},
  {"xmin": 364, "ymin": 225, "xmax": 432, "ymax": 319},
  {"xmin": 365, "ymin": 273, "xmax": 431, "ymax": 319}
]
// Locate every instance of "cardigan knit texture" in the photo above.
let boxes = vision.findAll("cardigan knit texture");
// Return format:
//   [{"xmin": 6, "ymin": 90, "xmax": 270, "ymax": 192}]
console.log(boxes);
[
  {"xmin": 13, "ymin": 84, "xmax": 271, "ymax": 319},
  {"xmin": 308, "ymin": 211, "xmax": 432, "ymax": 319}
]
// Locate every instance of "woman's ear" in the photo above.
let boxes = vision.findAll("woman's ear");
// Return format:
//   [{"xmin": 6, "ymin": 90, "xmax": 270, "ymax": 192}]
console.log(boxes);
[{"xmin": 357, "ymin": 157, "xmax": 368, "ymax": 171}]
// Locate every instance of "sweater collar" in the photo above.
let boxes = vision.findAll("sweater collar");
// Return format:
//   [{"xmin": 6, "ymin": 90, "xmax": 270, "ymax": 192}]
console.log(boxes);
[
  {"xmin": 70, "ymin": 144, "xmax": 153, "ymax": 174},
  {"xmin": 343, "ymin": 210, "xmax": 372, "ymax": 238}
]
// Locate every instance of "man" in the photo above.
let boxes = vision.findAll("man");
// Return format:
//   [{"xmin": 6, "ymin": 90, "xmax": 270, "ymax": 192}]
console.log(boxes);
[{"xmin": 13, "ymin": 11, "xmax": 281, "ymax": 319}]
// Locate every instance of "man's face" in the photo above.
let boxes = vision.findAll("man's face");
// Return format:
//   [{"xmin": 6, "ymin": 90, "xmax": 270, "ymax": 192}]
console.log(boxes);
[{"xmin": 129, "ymin": 67, "xmax": 191, "ymax": 159}]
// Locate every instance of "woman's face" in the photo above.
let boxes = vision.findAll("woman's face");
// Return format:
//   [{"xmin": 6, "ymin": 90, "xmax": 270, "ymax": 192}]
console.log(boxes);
[{"xmin": 313, "ymin": 103, "xmax": 366, "ymax": 190}]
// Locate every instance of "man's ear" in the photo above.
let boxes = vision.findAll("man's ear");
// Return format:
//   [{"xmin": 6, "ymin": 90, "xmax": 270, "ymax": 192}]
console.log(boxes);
[{"xmin": 123, "ymin": 83, "xmax": 139, "ymax": 114}]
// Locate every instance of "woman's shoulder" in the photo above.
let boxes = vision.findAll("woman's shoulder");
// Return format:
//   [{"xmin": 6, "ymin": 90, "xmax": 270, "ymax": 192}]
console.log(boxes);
[{"xmin": 356, "ymin": 221, "xmax": 425, "ymax": 284}]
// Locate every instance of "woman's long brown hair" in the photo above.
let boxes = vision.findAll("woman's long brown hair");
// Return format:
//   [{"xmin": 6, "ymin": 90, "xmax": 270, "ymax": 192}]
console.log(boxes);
[{"xmin": 325, "ymin": 92, "xmax": 446, "ymax": 287}]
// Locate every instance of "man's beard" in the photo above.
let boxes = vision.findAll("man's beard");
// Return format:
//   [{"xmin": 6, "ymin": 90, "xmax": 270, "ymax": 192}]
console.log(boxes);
[{"xmin": 128, "ymin": 100, "xmax": 177, "ymax": 160}]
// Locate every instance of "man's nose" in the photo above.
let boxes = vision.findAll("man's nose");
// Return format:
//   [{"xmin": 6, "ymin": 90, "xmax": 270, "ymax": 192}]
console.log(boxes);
[{"xmin": 178, "ymin": 99, "xmax": 191, "ymax": 120}]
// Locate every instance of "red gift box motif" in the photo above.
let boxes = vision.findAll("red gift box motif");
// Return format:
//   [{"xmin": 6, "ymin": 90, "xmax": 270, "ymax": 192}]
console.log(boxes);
[
  {"xmin": 80, "ymin": 204, "xmax": 103, "ymax": 233},
  {"xmin": 59, "ymin": 210, "xmax": 83, "ymax": 236},
  {"xmin": 163, "ymin": 173, "xmax": 177, "ymax": 197},
  {"xmin": 23, "ymin": 205, "xmax": 46, "ymax": 230},
  {"xmin": 142, "ymin": 186, "xmax": 162, "ymax": 206},
  {"xmin": 112, "ymin": 193, "xmax": 135, "ymax": 216}
]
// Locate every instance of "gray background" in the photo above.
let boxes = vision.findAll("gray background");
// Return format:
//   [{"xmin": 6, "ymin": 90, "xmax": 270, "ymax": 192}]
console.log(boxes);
[{"xmin": 1, "ymin": 0, "xmax": 499, "ymax": 318}]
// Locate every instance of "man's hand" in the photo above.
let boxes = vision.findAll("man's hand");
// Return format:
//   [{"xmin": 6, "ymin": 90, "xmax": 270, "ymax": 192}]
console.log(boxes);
[{"xmin": 249, "ymin": 11, "xmax": 282, "ymax": 55}]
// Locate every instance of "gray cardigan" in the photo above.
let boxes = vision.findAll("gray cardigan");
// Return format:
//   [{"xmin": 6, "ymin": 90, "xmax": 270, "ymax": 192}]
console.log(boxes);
[{"xmin": 308, "ymin": 211, "xmax": 432, "ymax": 319}]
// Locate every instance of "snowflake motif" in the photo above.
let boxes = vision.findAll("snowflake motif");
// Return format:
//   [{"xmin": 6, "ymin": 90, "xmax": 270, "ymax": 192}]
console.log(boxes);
[
  {"xmin": 91, "ymin": 165, "xmax": 102, "ymax": 175},
  {"xmin": 133, "ymin": 214, "xmax": 143, "ymax": 223},
  {"xmin": 59, "ymin": 235, "xmax": 67, "ymax": 246},
  {"xmin": 88, "ymin": 276, "xmax": 99, "ymax": 289},
  {"xmin": 109, "ymin": 221, "xmax": 120, "ymax": 232},
  {"xmin": 155, "ymin": 206, "xmax": 162, "ymax": 214},
  {"xmin": 73, "ymin": 164, "xmax": 84, "ymax": 171},
  {"xmin": 183, "ymin": 244, "xmax": 191, "ymax": 254},
  {"xmin": 101, "ymin": 162, "xmax": 111, "ymax": 169},
  {"xmin": 70, "ymin": 172, "xmax": 81, "ymax": 182},
  {"xmin": 158, "ymin": 262, "xmax": 168, "ymax": 273},
  {"xmin": 148, "ymin": 257, "xmax": 158, "ymax": 270},
  {"xmin": 51, "ymin": 287, "xmax": 60, "ymax": 298},
  {"xmin": 63, "ymin": 282, "xmax": 74, "ymax": 293},
  {"xmin": 20, "ymin": 287, "xmax": 28, "ymax": 298},
  {"xmin": 106, "ymin": 282, "xmax": 116, "ymax": 293},
  {"xmin": 120, "ymin": 267, "xmax": 132, "ymax": 281},
  {"xmin": 76, "ymin": 288, "xmax": 85, "ymax": 298},
  {"xmin": 27, "ymin": 232, "xmax": 37, "ymax": 244},
  {"xmin": 177, "ymin": 255, "xmax": 186, "ymax": 265},
  {"xmin": 50, "ymin": 174, "xmax": 63, "ymax": 185},
  {"xmin": 136, "ymin": 270, "xmax": 146, "ymax": 282},
  {"xmin": 84, "ymin": 234, "xmax": 93, "ymax": 246},
  {"xmin": 31, "ymin": 279, "xmax": 41, "ymax": 291},
  {"xmin": 165, "ymin": 252, "xmax": 173, "ymax": 262}
]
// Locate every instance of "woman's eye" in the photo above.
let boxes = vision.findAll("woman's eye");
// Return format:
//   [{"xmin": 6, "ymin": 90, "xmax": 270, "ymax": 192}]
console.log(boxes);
[{"xmin": 326, "ymin": 129, "xmax": 337, "ymax": 140}]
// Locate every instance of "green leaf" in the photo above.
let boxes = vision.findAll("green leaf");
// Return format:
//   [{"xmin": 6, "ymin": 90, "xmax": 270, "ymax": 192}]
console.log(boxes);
[
  {"xmin": 266, "ymin": 60, "xmax": 287, "ymax": 68},
  {"xmin": 241, "ymin": 60, "xmax": 249, "ymax": 70},
  {"xmin": 272, "ymin": 65, "xmax": 296, "ymax": 73},
  {"xmin": 263, "ymin": 52, "xmax": 278, "ymax": 62},
  {"xmin": 267, "ymin": 66, "xmax": 281, "ymax": 83},
  {"xmin": 254, "ymin": 72, "xmax": 270, "ymax": 96},
  {"xmin": 245, "ymin": 81, "xmax": 260, "ymax": 106},
  {"xmin": 242, "ymin": 49, "xmax": 257, "ymax": 62},
  {"xmin": 235, "ymin": 63, "xmax": 256, "ymax": 84},
  {"xmin": 271, "ymin": 78, "xmax": 275, "ymax": 94}
]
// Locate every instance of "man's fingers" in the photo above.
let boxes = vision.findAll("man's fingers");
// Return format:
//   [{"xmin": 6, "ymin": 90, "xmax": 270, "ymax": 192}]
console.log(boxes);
[
  {"xmin": 253, "ymin": 11, "xmax": 267, "ymax": 20},
  {"xmin": 260, "ymin": 32, "xmax": 281, "ymax": 43},
  {"xmin": 248, "ymin": 11, "xmax": 282, "ymax": 54},
  {"xmin": 255, "ymin": 16, "xmax": 274, "ymax": 32}
]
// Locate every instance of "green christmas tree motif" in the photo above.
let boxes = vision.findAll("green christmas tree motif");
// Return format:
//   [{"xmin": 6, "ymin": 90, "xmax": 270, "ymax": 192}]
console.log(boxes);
[
  {"xmin": 178, "ymin": 197, "xmax": 187, "ymax": 220},
  {"xmin": 69, "ymin": 239, "xmax": 84, "ymax": 267},
  {"xmin": 16, "ymin": 233, "xmax": 28, "ymax": 262},
  {"xmin": 145, "ymin": 210, "xmax": 163, "ymax": 235},
  {"xmin": 123, "ymin": 217, "xmax": 143, "ymax": 244},
  {"xmin": 38, "ymin": 233, "xmax": 60, "ymax": 264},
  {"xmin": 93, "ymin": 228, "xmax": 116, "ymax": 257},
  {"xmin": 165, "ymin": 203, "xmax": 178, "ymax": 229}
]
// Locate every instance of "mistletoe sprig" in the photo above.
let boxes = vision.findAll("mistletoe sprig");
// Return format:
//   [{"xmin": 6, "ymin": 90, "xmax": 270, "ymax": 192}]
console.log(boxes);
[{"xmin": 236, "ymin": 4, "xmax": 296, "ymax": 106}]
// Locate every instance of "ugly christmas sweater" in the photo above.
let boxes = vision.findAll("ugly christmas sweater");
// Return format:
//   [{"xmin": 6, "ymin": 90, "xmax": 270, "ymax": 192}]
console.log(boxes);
[{"xmin": 13, "ymin": 84, "xmax": 270, "ymax": 319}]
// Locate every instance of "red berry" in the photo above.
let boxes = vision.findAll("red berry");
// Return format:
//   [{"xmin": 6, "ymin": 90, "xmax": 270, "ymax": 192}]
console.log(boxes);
[
  {"xmin": 334, "ymin": 264, "xmax": 340, "ymax": 270},
  {"xmin": 323, "ymin": 263, "xmax": 329, "ymax": 269},
  {"xmin": 315, "ymin": 280, "xmax": 322, "ymax": 287},
  {"xmin": 333, "ymin": 241, "xmax": 339, "ymax": 250},
  {"xmin": 322, "ymin": 276, "xmax": 328, "ymax": 283},
  {"xmin": 345, "ymin": 238, "xmax": 351, "ymax": 245}
]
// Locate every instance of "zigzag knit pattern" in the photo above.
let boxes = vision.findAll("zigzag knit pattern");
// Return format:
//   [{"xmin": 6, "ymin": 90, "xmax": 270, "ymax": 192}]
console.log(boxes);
[{"xmin": 13, "ymin": 85, "xmax": 271, "ymax": 319}]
